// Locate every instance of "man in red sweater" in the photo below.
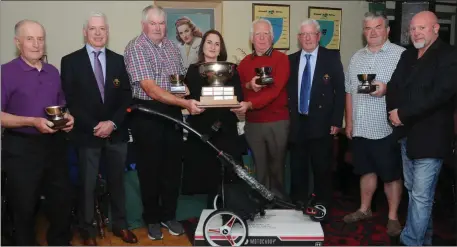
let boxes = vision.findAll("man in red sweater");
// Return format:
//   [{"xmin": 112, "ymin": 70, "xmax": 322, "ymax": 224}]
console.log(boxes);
[{"xmin": 231, "ymin": 18, "xmax": 290, "ymax": 199}]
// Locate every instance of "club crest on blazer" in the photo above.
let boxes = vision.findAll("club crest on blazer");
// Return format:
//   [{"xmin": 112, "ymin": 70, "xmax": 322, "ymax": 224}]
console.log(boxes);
[
  {"xmin": 113, "ymin": 78, "xmax": 120, "ymax": 88},
  {"xmin": 323, "ymin": 74, "xmax": 330, "ymax": 84}
]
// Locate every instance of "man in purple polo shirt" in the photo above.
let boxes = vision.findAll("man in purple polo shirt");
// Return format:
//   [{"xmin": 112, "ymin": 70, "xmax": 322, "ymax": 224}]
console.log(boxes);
[{"xmin": 1, "ymin": 20, "xmax": 75, "ymax": 246}]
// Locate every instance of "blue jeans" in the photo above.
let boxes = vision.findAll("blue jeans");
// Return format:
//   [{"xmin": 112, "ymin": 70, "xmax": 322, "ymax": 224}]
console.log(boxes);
[{"xmin": 399, "ymin": 138, "xmax": 442, "ymax": 246}]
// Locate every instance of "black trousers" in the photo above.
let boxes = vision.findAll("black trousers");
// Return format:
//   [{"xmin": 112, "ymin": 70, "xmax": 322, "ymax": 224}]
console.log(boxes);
[
  {"xmin": 1, "ymin": 130, "xmax": 73, "ymax": 246},
  {"xmin": 130, "ymin": 99, "xmax": 183, "ymax": 224},
  {"xmin": 289, "ymin": 135, "xmax": 333, "ymax": 207},
  {"xmin": 77, "ymin": 141, "xmax": 128, "ymax": 238}
]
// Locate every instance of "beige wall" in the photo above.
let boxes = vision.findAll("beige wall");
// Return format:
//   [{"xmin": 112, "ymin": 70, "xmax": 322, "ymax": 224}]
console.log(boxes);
[
  {"xmin": 0, "ymin": 1, "xmax": 368, "ymax": 70},
  {"xmin": 225, "ymin": 1, "xmax": 368, "ymax": 69}
]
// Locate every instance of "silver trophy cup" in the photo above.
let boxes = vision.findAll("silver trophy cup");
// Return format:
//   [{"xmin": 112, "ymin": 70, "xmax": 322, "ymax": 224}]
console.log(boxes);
[
  {"xmin": 357, "ymin": 74, "xmax": 377, "ymax": 94},
  {"xmin": 255, "ymin": 66, "xmax": 274, "ymax": 85},
  {"xmin": 45, "ymin": 105, "xmax": 68, "ymax": 129},
  {"xmin": 198, "ymin": 62, "xmax": 240, "ymax": 108}
]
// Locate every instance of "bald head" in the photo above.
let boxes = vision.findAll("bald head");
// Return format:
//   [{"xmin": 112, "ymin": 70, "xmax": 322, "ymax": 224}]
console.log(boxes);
[
  {"xmin": 14, "ymin": 20, "xmax": 46, "ymax": 64},
  {"xmin": 411, "ymin": 11, "xmax": 438, "ymax": 25},
  {"xmin": 409, "ymin": 11, "xmax": 439, "ymax": 50},
  {"xmin": 15, "ymin": 20, "xmax": 45, "ymax": 37}
]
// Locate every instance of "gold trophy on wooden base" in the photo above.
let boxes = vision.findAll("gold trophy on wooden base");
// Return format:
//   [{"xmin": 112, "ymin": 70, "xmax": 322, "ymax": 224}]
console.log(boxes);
[{"xmin": 197, "ymin": 62, "xmax": 241, "ymax": 108}]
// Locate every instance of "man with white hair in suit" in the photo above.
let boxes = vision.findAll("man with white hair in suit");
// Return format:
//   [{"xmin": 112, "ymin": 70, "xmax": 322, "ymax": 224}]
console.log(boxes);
[
  {"xmin": 286, "ymin": 18, "xmax": 345, "ymax": 216},
  {"xmin": 61, "ymin": 11, "xmax": 137, "ymax": 245}
]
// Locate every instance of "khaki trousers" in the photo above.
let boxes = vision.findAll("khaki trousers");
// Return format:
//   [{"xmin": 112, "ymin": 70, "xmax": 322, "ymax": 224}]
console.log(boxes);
[{"xmin": 244, "ymin": 120, "xmax": 289, "ymax": 199}]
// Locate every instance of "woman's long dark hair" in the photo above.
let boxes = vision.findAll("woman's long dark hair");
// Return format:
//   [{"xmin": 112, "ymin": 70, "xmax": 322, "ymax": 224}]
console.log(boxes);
[{"xmin": 197, "ymin": 29, "xmax": 228, "ymax": 63}]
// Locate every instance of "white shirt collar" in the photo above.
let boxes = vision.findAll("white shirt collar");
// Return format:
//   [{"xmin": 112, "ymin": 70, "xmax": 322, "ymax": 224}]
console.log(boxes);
[
  {"xmin": 86, "ymin": 43, "xmax": 106, "ymax": 54},
  {"xmin": 364, "ymin": 40, "xmax": 391, "ymax": 54},
  {"xmin": 301, "ymin": 46, "xmax": 319, "ymax": 58}
]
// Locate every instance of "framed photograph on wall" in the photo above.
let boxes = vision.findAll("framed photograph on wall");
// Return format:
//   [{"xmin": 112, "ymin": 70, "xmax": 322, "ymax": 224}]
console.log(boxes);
[
  {"xmin": 156, "ymin": 1, "xmax": 222, "ymax": 67},
  {"xmin": 308, "ymin": 6, "xmax": 342, "ymax": 50},
  {"xmin": 252, "ymin": 3, "xmax": 290, "ymax": 50},
  {"xmin": 164, "ymin": 8, "xmax": 214, "ymax": 45}
]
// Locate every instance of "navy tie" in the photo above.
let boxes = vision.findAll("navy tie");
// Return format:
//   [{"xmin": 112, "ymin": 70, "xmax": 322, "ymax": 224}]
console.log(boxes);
[{"xmin": 299, "ymin": 54, "xmax": 311, "ymax": 114}]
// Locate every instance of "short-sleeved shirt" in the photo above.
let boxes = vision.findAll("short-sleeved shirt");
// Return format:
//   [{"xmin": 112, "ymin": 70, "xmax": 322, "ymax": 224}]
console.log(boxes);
[
  {"xmin": 1, "ymin": 57, "xmax": 66, "ymax": 134},
  {"xmin": 345, "ymin": 40, "xmax": 405, "ymax": 140},
  {"xmin": 124, "ymin": 33, "xmax": 185, "ymax": 100}
]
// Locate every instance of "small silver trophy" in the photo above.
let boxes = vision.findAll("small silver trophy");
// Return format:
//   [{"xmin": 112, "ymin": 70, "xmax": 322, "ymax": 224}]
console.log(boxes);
[
  {"xmin": 357, "ymin": 74, "xmax": 377, "ymax": 94},
  {"xmin": 255, "ymin": 66, "xmax": 274, "ymax": 85},
  {"xmin": 169, "ymin": 74, "xmax": 187, "ymax": 94},
  {"xmin": 45, "ymin": 105, "xmax": 68, "ymax": 129}
]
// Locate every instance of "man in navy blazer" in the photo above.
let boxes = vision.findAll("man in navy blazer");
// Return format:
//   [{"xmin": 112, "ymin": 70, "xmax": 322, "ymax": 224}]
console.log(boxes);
[
  {"xmin": 60, "ymin": 12, "xmax": 136, "ymax": 245},
  {"xmin": 287, "ymin": 19, "xmax": 345, "ymax": 214}
]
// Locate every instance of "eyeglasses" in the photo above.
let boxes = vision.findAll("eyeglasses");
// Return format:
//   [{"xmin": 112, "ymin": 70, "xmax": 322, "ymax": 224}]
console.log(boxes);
[{"xmin": 299, "ymin": 32, "xmax": 319, "ymax": 37}]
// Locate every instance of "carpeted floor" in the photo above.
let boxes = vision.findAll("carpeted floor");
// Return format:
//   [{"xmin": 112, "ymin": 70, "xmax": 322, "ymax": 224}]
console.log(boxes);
[{"xmin": 320, "ymin": 191, "xmax": 455, "ymax": 246}]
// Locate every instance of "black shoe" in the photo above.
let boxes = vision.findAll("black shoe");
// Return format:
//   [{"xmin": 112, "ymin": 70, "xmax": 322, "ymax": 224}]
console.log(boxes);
[
  {"xmin": 161, "ymin": 220, "xmax": 185, "ymax": 236},
  {"xmin": 147, "ymin": 223, "xmax": 163, "ymax": 240},
  {"xmin": 390, "ymin": 235, "xmax": 404, "ymax": 246}
]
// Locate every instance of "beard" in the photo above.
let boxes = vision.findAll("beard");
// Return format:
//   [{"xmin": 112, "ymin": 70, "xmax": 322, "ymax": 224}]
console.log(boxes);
[{"xmin": 413, "ymin": 40, "xmax": 425, "ymax": 49}]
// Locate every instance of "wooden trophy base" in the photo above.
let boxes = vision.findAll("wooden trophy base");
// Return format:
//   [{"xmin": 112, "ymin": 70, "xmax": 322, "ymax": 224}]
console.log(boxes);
[
  {"xmin": 256, "ymin": 77, "xmax": 274, "ymax": 86},
  {"xmin": 197, "ymin": 86, "xmax": 241, "ymax": 108},
  {"xmin": 197, "ymin": 95, "xmax": 241, "ymax": 108},
  {"xmin": 50, "ymin": 118, "xmax": 69, "ymax": 129},
  {"xmin": 170, "ymin": 85, "xmax": 186, "ymax": 94},
  {"xmin": 357, "ymin": 84, "xmax": 377, "ymax": 94}
]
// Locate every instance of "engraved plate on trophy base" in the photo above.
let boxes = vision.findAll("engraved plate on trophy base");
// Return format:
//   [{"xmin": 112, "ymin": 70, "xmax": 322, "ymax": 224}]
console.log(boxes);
[
  {"xmin": 357, "ymin": 84, "xmax": 377, "ymax": 94},
  {"xmin": 170, "ymin": 85, "xmax": 187, "ymax": 94},
  {"xmin": 256, "ymin": 76, "xmax": 274, "ymax": 85},
  {"xmin": 356, "ymin": 74, "xmax": 376, "ymax": 94},
  {"xmin": 197, "ymin": 86, "xmax": 241, "ymax": 108}
]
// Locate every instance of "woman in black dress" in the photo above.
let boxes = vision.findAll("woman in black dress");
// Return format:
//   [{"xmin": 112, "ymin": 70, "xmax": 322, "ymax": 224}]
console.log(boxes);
[{"xmin": 181, "ymin": 30, "xmax": 247, "ymax": 208}]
